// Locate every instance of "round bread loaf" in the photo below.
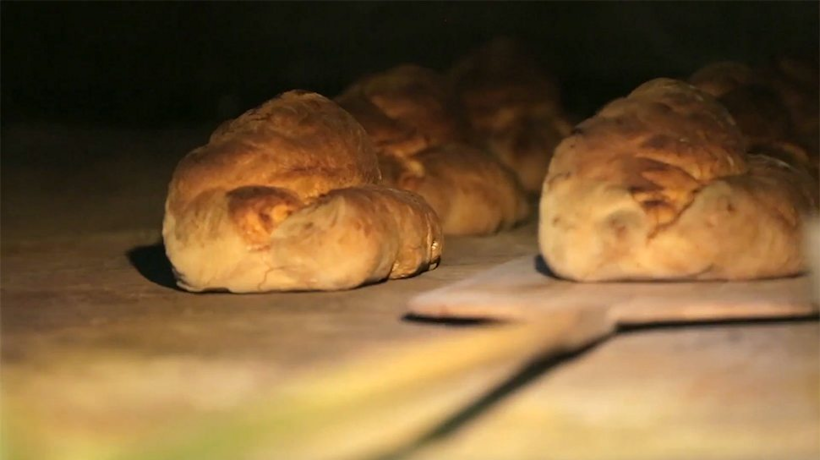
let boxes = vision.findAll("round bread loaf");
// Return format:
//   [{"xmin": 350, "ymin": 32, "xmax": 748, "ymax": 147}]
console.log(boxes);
[
  {"xmin": 163, "ymin": 90, "xmax": 442, "ymax": 293},
  {"xmin": 539, "ymin": 78, "xmax": 818, "ymax": 281}
]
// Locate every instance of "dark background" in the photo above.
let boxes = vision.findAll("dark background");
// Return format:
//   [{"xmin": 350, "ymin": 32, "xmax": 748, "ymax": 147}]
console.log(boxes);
[{"xmin": 3, "ymin": 1, "xmax": 818, "ymax": 127}]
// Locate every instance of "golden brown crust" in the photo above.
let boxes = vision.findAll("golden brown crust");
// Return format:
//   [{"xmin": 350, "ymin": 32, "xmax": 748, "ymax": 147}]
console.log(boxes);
[
  {"xmin": 297, "ymin": 185, "xmax": 444, "ymax": 279},
  {"xmin": 226, "ymin": 186, "xmax": 303, "ymax": 249},
  {"xmin": 539, "ymin": 78, "xmax": 817, "ymax": 281},
  {"xmin": 557, "ymin": 78, "xmax": 748, "ymax": 229},
  {"xmin": 163, "ymin": 90, "xmax": 442, "ymax": 292},
  {"xmin": 334, "ymin": 84, "xmax": 431, "ymax": 160},
  {"xmin": 167, "ymin": 91, "xmax": 381, "ymax": 218},
  {"xmin": 336, "ymin": 65, "xmax": 530, "ymax": 235},
  {"xmin": 449, "ymin": 37, "xmax": 573, "ymax": 193},
  {"xmin": 260, "ymin": 185, "xmax": 443, "ymax": 289},
  {"xmin": 336, "ymin": 65, "xmax": 471, "ymax": 159}
]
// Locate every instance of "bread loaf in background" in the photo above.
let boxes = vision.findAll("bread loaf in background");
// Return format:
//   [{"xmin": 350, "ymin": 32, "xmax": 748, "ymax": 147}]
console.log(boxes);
[
  {"xmin": 690, "ymin": 62, "xmax": 794, "ymax": 146},
  {"xmin": 449, "ymin": 37, "xmax": 573, "ymax": 194},
  {"xmin": 336, "ymin": 64, "xmax": 529, "ymax": 236},
  {"xmin": 690, "ymin": 61, "xmax": 819, "ymax": 180},
  {"xmin": 539, "ymin": 78, "xmax": 818, "ymax": 282},
  {"xmin": 163, "ymin": 90, "xmax": 442, "ymax": 293},
  {"xmin": 764, "ymin": 55, "xmax": 820, "ymax": 157}
]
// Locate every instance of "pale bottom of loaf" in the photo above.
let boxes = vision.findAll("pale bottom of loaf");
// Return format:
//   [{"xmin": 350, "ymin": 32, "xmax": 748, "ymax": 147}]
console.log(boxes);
[{"xmin": 163, "ymin": 185, "xmax": 442, "ymax": 293}]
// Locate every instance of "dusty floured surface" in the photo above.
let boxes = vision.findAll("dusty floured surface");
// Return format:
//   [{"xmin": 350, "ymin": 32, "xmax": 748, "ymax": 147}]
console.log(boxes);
[{"xmin": 1, "ymin": 124, "xmax": 818, "ymax": 459}]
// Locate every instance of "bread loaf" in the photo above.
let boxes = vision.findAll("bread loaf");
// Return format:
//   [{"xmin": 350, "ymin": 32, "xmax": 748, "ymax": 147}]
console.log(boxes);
[
  {"xmin": 690, "ymin": 61, "xmax": 817, "ymax": 178},
  {"xmin": 449, "ymin": 37, "xmax": 573, "ymax": 193},
  {"xmin": 163, "ymin": 91, "xmax": 442, "ymax": 293},
  {"xmin": 764, "ymin": 55, "xmax": 820, "ymax": 154},
  {"xmin": 539, "ymin": 78, "xmax": 817, "ymax": 281},
  {"xmin": 336, "ymin": 65, "xmax": 529, "ymax": 235}
]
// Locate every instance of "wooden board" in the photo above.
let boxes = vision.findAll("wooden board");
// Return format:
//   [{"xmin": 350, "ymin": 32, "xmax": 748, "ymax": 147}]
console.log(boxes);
[{"xmin": 408, "ymin": 255, "xmax": 819, "ymax": 324}]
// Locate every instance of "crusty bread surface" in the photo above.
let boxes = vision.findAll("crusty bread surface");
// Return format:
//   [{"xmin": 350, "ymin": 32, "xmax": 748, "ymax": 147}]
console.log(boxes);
[
  {"xmin": 539, "ymin": 78, "xmax": 818, "ymax": 281},
  {"xmin": 336, "ymin": 65, "xmax": 529, "ymax": 235},
  {"xmin": 449, "ymin": 37, "xmax": 573, "ymax": 193},
  {"xmin": 163, "ymin": 91, "xmax": 442, "ymax": 293}
]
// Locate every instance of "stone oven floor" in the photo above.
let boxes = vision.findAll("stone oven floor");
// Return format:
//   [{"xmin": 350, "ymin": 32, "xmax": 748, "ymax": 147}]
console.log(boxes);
[{"xmin": 2, "ymin": 124, "xmax": 817, "ymax": 460}]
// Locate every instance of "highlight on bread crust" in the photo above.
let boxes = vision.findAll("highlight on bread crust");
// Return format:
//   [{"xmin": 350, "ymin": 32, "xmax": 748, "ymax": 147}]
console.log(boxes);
[
  {"xmin": 336, "ymin": 64, "xmax": 529, "ymax": 236},
  {"xmin": 163, "ymin": 90, "xmax": 443, "ymax": 293},
  {"xmin": 449, "ymin": 37, "xmax": 573, "ymax": 194},
  {"xmin": 539, "ymin": 78, "xmax": 818, "ymax": 282}
]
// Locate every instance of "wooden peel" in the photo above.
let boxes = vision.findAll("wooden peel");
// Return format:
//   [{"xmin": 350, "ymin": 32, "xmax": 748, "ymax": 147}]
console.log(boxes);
[{"xmin": 408, "ymin": 255, "xmax": 819, "ymax": 324}]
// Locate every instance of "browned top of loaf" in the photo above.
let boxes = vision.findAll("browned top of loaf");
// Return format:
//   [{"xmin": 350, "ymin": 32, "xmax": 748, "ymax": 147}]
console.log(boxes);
[
  {"xmin": 167, "ymin": 91, "xmax": 381, "ymax": 215},
  {"xmin": 335, "ymin": 64, "xmax": 472, "ymax": 158},
  {"xmin": 550, "ymin": 78, "xmax": 749, "ymax": 228}
]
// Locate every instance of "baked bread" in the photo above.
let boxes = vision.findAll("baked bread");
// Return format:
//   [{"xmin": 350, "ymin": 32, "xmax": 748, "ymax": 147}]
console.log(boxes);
[
  {"xmin": 690, "ymin": 62, "xmax": 793, "ymax": 145},
  {"xmin": 690, "ymin": 61, "xmax": 819, "ymax": 179},
  {"xmin": 335, "ymin": 64, "xmax": 529, "ymax": 235},
  {"xmin": 449, "ymin": 37, "xmax": 573, "ymax": 193},
  {"xmin": 763, "ymin": 55, "xmax": 820, "ymax": 158},
  {"xmin": 163, "ymin": 90, "xmax": 442, "ymax": 293},
  {"xmin": 539, "ymin": 78, "xmax": 818, "ymax": 282}
]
